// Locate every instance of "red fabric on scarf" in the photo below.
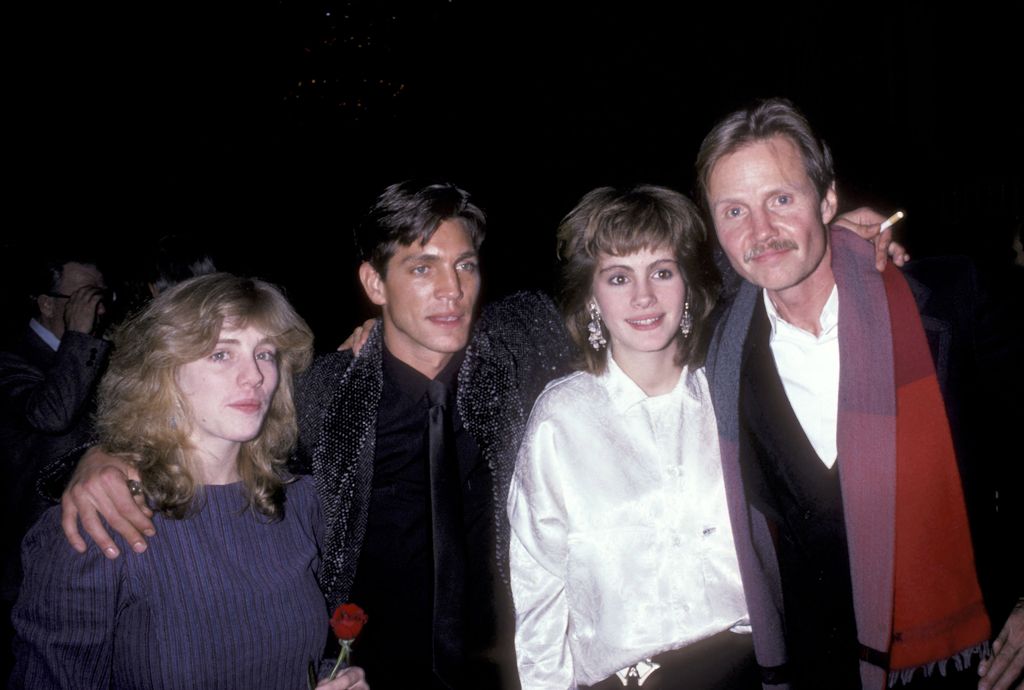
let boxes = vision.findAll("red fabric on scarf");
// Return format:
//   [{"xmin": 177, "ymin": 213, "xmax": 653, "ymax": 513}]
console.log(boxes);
[{"xmin": 883, "ymin": 265, "xmax": 990, "ymax": 670}]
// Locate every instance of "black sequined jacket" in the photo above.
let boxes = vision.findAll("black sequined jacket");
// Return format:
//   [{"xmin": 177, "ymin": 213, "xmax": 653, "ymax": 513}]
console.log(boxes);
[{"xmin": 293, "ymin": 291, "xmax": 574, "ymax": 608}]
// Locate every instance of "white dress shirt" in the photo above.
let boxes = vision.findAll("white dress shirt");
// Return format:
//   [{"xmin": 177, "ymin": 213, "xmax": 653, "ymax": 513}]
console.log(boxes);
[
  {"xmin": 763, "ymin": 286, "xmax": 840, "ymax": 467},
  {"xmin": 29, "ymin": 318, "xmax": 61, "ymax": 352},
  {"xmin": 507, "ymin": 356, "xmax": 748, "ymax": 689}
]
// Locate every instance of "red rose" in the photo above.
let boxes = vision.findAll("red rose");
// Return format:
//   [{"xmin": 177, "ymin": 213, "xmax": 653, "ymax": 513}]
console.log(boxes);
[{"xmin": 330, "ymin": 603, "xmax": 368, "ymax": 642}]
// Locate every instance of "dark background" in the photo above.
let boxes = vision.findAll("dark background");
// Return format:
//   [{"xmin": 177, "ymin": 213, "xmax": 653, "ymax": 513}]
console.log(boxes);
[{"xmin": 5, "ymin": 2, "xmax": 1021, "ymax": 347}]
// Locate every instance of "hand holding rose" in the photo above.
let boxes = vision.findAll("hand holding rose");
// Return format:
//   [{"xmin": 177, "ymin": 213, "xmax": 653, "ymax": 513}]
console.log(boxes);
[
  {"xmin": 316, "ymin": 665, "xmax": 369, "ymax": 689},
  {"xmin": 328, "ymin": 603, "xmax": 369, "ymax": 682}
]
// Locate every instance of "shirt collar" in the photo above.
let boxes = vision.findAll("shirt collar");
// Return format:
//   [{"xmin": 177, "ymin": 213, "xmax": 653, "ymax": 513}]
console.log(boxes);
[
  {"xmin": 29, "ymin": 318, "xmax": 60, "ymax": 352},
  {"xmin": 763, "ymin": 284, "xmax": 839, "ymax": 341},
  {"xmin": 601, "ymin": 350, "xmax": 687, "ymax": 414},
  {"xmin": 382, "ymin": 344, "xmax": 465, "ymax": 405}
]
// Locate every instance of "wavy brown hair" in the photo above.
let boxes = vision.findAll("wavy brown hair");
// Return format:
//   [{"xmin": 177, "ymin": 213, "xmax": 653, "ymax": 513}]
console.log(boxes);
[
  {"xmin": 96, "ymin": 273, "xmax": 314, "ymax": 519},
  {"xmin": 557, "ymin": 185, "xmax": 720, "ymax": 375},
  {"xmin": 696, "ymin": 97, "xmax": 835, "ymax": 205}
]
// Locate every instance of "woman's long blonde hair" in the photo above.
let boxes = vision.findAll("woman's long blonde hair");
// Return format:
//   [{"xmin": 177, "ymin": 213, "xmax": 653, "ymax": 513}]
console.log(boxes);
[{"xmin": 96, "ymin": 273, "xmax": 314, "ymax": 519}]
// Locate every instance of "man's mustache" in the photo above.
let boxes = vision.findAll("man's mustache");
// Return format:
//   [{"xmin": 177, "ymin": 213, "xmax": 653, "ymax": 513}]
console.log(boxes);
[{"xmin": 744, "ymin": 238, "xmax": 799, "ymax": 263}]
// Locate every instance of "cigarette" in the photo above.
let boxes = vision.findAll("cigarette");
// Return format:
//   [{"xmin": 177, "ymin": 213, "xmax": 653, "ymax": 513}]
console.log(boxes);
[{"xmin": 879, "ymin": 210, "xmax": 905, "ymax": 232}]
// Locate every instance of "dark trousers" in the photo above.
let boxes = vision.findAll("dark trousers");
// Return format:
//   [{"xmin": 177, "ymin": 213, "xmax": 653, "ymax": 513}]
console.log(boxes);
[{"xmin": 583, "ymin": 630, "xmax": 759, "ymax": 690}]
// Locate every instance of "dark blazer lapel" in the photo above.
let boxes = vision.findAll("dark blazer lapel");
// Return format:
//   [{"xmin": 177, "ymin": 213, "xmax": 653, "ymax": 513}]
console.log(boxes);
[
  {"xmin": 706, "ymin": 280, "xmax": 759, "ymax": 442},
  {"xmin": 457, "ymin": 320, "xmax": 523, "ymax": 589},
  {"xmin": 457, "ymin": 325, "xmax": 522, "ymax": 498},
  {"xmin": 707, "ymin": 280, "xmax": 793, "ymax": 676},
  {"xmin": 311, "ymin": 325, "xmax": 384, "ymax": 606}
]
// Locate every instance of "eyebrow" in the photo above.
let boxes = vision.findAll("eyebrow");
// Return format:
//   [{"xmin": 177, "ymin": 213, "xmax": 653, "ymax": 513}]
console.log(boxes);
[
  {"xmin": 214, "ymin": 337, "xmax": 275, "ymax": 347},
  {"xmin": 713, "ymin": 184, "xmax": 803, "ymax": 206},
  {"xmin": 399, "ymin": 250, "xmax": 478, "ymax": 265},
  {"xmin": 598, "ymin": 258, "xmax": 677, "ymax": 274}
]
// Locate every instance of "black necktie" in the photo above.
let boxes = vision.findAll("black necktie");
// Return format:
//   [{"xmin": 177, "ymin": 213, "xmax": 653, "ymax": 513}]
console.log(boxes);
[{"xmin": 427, "ymin": 379, "xmax": 466, "ymax": 688}]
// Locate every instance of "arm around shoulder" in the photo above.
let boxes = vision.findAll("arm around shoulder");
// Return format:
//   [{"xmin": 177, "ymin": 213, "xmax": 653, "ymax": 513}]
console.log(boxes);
[{"xmin": 60, "ymin": 446, "xmax": 152, "ymax": 558}]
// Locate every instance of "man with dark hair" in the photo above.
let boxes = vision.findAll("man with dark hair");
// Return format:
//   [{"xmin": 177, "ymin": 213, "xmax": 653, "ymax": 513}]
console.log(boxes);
[
  {"xmin": 700, "ymin": 98, "xmax": 1022, "ymax": 689},
  {"xmin": 0, "ymin": 256, "xmax": 112, "ymax": 679},
  {"xmin": 354, "ymin": 180, "xmax": 487, "ymax": 276},
  {"xmin": 291, "ymin": 180, "xmax": 573, "ymax": 689},
  {"xmin": 57, "ymin": 181, "xmax": 573, "ymax": 690}
]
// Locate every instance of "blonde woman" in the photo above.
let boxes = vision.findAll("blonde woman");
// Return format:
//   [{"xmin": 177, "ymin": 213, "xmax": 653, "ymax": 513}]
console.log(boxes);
[{"xmin": 12, "ymin": 274, "xmax": 368, "ymax": 690}]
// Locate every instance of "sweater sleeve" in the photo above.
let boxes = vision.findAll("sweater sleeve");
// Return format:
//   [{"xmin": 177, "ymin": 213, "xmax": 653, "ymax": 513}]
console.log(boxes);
[{"xmin": 10, "ymin": 507, "xmax": 124, "ymax": 689}]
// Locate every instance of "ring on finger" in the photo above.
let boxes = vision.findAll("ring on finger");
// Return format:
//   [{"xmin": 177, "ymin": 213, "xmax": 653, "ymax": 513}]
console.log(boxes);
[{"xmin": 126, "ymin": 479, "xmax": 144, "ymax": 497}]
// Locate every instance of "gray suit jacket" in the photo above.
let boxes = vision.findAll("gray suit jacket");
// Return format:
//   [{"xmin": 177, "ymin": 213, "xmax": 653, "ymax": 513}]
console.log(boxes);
[{"xmin": 0, "ymin": 327, "xmax": 111, "ymax": 601}]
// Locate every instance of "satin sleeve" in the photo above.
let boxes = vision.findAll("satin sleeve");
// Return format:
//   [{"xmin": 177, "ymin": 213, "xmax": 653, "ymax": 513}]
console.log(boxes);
[{"xmin": 508, "ymin": 411, "xmax": 575, "ymax": 690}]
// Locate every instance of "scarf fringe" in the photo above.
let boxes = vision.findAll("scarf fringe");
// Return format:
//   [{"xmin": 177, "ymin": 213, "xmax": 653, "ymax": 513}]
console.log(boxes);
[{"xmin": 888, "ymin": 641, "xmax": 991, "ymax": 687}]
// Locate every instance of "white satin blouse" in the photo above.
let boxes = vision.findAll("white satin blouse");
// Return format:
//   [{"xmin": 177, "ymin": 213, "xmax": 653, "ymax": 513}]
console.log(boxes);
[{"xmin": 507, "ymin": 357, "xmax": 748, "ymax": 689}]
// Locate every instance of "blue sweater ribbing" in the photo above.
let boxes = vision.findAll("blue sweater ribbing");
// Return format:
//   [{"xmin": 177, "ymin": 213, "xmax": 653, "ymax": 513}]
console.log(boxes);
[{"xmin": 11, "ymin": 476, "xmax": 328, "ymax": 689}]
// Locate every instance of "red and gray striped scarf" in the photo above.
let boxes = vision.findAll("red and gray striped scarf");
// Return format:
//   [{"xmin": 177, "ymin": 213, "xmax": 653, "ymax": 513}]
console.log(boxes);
[{"xmin": 832, "ymin": 229, "xmax": 990, "ymax": 687}]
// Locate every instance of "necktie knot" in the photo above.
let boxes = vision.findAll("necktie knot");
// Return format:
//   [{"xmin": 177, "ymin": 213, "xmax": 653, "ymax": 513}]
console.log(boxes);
[{"xmin": 427, "ymin": 379, "xmax": 448, "ymax": 409}]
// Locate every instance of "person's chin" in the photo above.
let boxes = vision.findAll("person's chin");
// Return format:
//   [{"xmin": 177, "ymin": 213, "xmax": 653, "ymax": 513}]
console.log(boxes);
[
  {"xmin": 739, "ymin": 265, "xmax": 788, "ymax": 291},
  {"xmin": 425, "ymin": 330, "xmax": 471, "ymax": 355}
]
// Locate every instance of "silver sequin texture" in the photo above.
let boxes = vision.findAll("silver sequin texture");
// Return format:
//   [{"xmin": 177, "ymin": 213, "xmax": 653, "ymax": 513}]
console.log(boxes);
[{"xmin": 293, "ymin": 291, "xmax": 574, "ymax": 607}]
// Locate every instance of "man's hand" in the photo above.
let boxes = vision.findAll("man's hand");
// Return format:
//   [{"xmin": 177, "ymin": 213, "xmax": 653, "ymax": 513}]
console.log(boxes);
[
  {"xmin": 834, "ymin": 207, "xmax": 910, "ymax": 271},
  {"xmin": 61, "ymin": 446, "xmax": 155, "ymax": 558},
  {"xmin": 63, "ymin": 285, "xmax": 107, "ymax": 336},
  {"xmin": 979, "ymin": 602, "xmax": 1024, "ymax": 690},
  {"xmin": 317, "ymin": 666, "xmax": 370, "ymax": 689},
  {"xmin": 337, "ymin": 318, "xmax": 377, "ymax": 357}
]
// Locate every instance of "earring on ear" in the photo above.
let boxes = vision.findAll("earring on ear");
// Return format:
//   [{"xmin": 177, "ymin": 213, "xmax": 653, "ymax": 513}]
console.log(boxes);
[
  {"xmin": 587, "ymin": 301, "xmax": 607, "ymax": 350},
  {"xmin": 680, "ymin": 299, "xmax": 693, "ymax": 339}
]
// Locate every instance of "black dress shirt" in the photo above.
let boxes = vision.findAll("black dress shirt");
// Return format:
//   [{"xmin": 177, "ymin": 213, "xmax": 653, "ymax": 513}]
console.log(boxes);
[{"xmin": 348, "ymin": 346, "xmax": 502, "ymax": 689}]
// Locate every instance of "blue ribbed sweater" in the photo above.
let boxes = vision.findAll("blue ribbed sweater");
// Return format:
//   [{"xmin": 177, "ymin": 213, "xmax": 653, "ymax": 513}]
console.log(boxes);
[{"xmin": 11, "ymin": 476, "xmax": 329, "ymax": 689}]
